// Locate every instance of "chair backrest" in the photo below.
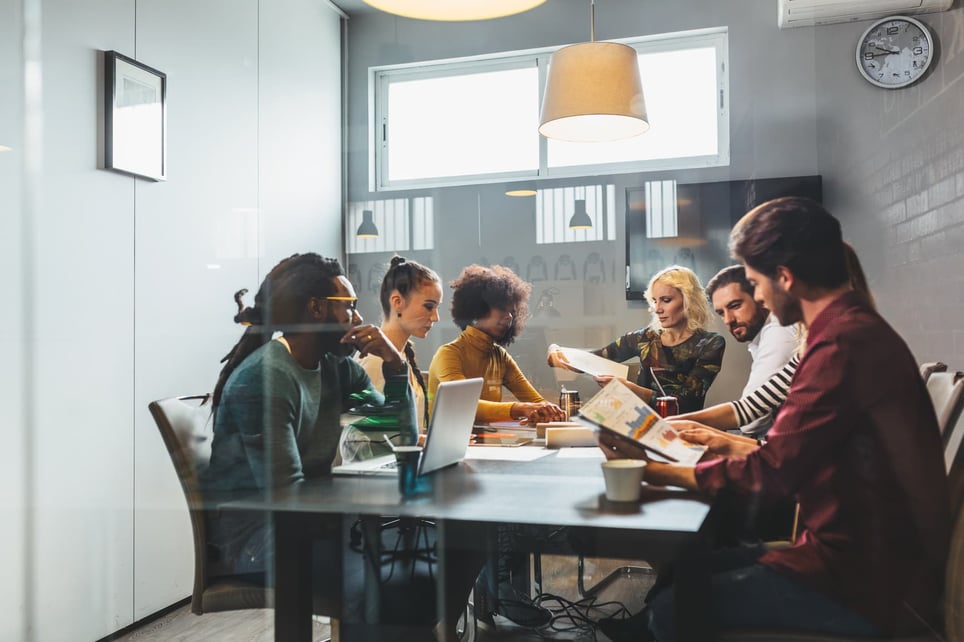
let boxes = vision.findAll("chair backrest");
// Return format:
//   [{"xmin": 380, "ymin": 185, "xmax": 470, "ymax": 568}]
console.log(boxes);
[
  {"xmin": 148, "ymin": 394, "xmax": 214, "ymax": 615},
  {"xmin": 921, "ymin": 361, "xmax": 948, "ymax": 381},
  {"xmin": 927, "ymin": 371, "xmax": 964, "ymax": 436}
]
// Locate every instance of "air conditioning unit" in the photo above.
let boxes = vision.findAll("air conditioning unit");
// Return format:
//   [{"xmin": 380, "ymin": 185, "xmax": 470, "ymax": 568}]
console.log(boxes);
[{"xmin": 778, "ymin": 0, "xmax": 952, "ymax": 28}]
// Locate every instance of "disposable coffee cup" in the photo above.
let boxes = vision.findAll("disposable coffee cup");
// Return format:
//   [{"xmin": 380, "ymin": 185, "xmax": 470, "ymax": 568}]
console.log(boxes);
[
  {"xmin": 600, "ymin": 460, "xmax": 646, "ymax": 502},
  {"xmin": 394, "ymin": 446, "xmax": 423, "ymax": 496}
]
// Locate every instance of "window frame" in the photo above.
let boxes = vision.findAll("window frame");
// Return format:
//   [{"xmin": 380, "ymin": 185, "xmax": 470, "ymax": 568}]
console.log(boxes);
[{"xmin": 371, "ymin": 27, "xmax": 729, "ymax": 192}]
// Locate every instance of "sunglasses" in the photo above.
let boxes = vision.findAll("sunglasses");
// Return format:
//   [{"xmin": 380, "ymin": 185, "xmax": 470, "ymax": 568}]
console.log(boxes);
[{"xmin": 324, "ymin": 296, "xmax": 358, "ymax": 311}]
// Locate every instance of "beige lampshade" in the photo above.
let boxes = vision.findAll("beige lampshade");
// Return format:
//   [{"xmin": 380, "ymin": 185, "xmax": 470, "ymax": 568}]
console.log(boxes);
[
  {"xmin": 539, "ymin": 41, "xmax": 648, "ymax": 142},
  {"xmin": 363, "ymin": 0, "xmax": 545, "ymax": 21}
]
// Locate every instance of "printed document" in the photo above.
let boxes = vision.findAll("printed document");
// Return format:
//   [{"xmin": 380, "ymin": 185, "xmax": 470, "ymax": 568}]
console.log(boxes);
[
  {"xmin": 578, "ymin": 379, "xmax": 706, "ymax": 466},
  {"xmin": 555, "ymin": 346, "xmax": 629, "ymax": 379}
]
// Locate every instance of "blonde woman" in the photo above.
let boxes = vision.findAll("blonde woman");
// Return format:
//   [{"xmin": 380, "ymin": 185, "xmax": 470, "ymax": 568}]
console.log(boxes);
[{"xmin": 548, "ymin": 265, "xmax": 725, "ymax": 413}]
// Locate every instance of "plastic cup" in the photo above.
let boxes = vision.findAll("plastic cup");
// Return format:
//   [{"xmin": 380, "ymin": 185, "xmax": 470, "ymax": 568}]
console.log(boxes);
[
  {"xmin": 600, "ymin": 460, "xmax": 647, "ymax": 502},
  {"xmin": 394, "ymin": 446, "xmax": 423, "ymax": 496}
]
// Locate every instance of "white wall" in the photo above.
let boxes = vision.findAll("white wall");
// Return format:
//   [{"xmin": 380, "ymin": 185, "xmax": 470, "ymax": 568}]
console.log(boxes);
[
  {"xmin": 812, "ymin": 8, "xmax": 964, "ymax": 368},
  {"xmin": 0, "ymin": 0, "xmax": 26, "ymax": 638},
  {"xmin": 2, "ymin": 0, "xmax": 344, "ymax": 638}
]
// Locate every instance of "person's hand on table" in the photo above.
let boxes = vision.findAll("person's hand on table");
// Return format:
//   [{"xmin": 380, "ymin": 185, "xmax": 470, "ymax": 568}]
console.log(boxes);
[
  {"xmin": 512, "ymin": 401, "xmax": 566, "ymax": 424},
  {"xmin": 675, "ymin": 425, "xmax": 759, "ymax": 459}
]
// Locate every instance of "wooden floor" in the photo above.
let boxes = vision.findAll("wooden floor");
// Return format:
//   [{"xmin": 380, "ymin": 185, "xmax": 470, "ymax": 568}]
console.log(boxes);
[{"xmin": 115, "ymin": 556, "xmax": 651, "ymax": 641}]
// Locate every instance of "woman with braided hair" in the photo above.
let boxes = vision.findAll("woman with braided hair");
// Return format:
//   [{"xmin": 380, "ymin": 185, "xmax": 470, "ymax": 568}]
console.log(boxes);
[
  {"xmin": 202, "ymin": 252, "xmax": 416, "ymax": 587},
  {"xmin": 358, "ymin": 255, "xmax": 442, "ymax": 432}
]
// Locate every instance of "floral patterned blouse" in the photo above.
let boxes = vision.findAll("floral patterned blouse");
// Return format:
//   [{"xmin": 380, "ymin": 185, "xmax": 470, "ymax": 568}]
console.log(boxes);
[{"xmin": 592, "ymin": 328, "xmax": 726, "ymax": 413}]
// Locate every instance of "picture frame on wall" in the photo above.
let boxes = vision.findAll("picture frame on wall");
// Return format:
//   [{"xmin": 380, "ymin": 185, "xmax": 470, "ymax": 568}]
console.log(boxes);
[{"xmin": 104, "ymin": 50, "xmax": 167, "ymax": 181}]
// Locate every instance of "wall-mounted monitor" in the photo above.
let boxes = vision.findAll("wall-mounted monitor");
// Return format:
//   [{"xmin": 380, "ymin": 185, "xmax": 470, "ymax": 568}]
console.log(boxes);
[{"xmin": 625, "ymin": 175, "xmax": 822, "ymax": 300}]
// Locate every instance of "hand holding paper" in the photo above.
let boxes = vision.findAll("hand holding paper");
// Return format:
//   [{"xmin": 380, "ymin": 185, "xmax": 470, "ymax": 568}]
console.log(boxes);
[{"xmin": 547, "ymin": 345, "xmax": 629, "ymax": 380}]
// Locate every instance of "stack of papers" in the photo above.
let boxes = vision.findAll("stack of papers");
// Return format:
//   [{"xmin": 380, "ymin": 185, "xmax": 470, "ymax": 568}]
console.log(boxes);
[{"xmin": 554, "ymin": 346, "xmax": 630, "ymax": 379}]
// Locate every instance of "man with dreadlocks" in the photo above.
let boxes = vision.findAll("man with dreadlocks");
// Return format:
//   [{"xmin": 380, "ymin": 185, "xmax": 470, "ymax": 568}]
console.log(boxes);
[{"xmin": 201, "ymin": 253, "xmax": 415, "ymax": 607}]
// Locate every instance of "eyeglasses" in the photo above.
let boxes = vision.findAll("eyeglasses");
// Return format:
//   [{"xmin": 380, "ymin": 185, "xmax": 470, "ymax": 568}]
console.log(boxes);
[{"xmin": 324, "ymin": 296, "xmax": 358, "ymax": 311}]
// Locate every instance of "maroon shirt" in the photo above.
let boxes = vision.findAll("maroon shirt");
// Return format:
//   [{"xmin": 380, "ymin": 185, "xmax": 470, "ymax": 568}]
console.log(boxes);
[{"xmin": 695, "ymin": 291, "xmax": 950, "ymax": 635}]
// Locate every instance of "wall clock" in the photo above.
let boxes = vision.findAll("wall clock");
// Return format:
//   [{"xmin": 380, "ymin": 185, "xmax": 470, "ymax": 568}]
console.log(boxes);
[{"xmin": 855, "ymin": 15, "xmax": 934, "ymax": 89}]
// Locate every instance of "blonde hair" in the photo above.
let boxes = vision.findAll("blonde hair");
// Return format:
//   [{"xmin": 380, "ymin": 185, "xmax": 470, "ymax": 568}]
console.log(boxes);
[{"xmin": 644, "ymin": 265, "xmax": 713, "ymax": 333}]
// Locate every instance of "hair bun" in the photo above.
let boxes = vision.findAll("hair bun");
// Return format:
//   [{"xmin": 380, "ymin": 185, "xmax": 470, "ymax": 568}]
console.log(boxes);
[{"xmin": 390, "ymin": 256, "xmax": 407, "ymax": 268}]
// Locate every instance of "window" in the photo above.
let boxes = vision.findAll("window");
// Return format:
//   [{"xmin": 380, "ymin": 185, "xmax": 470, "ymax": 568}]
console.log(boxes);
[{"xmin": 372, "ymin": 27, "xmax": 728, "ymax": 191}]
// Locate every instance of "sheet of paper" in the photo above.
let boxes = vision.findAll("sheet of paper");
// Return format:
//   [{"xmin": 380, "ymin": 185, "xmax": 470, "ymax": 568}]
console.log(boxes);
[
  {"xmin": 579, "ymin": 379, "xmax": 706, "ymax": 466},
  {"xmin": 554, "ymin": 448, "xmax": 606, "ymax": 460},
  {"xmin": 464, "ymin": 446, "xmax": 554, "ymax": 462},
  {"xmin": 557, "ymin": 346, "xmax": 629, "ymax": 379}
]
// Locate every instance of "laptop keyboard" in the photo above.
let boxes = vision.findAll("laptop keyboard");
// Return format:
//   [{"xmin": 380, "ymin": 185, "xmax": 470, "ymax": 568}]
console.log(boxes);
[{"xmin": 376, "ymin": 459, "xmax": 399, "ymax": 471}]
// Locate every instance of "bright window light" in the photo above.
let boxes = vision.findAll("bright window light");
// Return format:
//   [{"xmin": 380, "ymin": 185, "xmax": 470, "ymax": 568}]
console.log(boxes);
[{"xmin": 386, "ymin": 65, "xmax": 539, "ymax": 182}]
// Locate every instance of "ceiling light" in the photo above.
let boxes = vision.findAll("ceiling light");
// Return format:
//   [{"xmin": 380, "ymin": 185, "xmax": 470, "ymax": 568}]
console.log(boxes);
[
  {"xmin": 363, "ymin": 0, "xmax": 546, "ymax": 21},
  {"xmin": 505, "ymin": 188, "xmax": 537, "ymax": 197},
  {"xmin": 539, "ymin": 0, "xmax": 648, "ymax": 142},
  {"xmin": 0, "ymin": 146, "xmax": 11, "ymax": 152},
  {"xmin": 356, "ymin": 210, "xmax": 379, "ymax": 238},
  {"xmin": 568, "ymin": 199, "xmax": 593, "ymax": 229}
]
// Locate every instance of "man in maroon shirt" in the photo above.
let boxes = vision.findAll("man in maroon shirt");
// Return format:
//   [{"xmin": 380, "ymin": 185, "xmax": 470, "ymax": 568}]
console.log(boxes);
[{"xmin": 601, "ymin": 197, "xmax": 949, "ymax": 641}]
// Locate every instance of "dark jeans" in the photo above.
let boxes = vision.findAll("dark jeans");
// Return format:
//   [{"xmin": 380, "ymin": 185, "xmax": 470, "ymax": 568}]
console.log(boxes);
[{"xmin": 647, "ymin": 544, "xmax": 880, "ymax": 641}]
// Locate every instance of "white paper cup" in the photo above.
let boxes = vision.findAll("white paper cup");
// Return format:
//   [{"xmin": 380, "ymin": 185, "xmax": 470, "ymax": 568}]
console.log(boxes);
[{"xmin": 601, "ymin": 460, "xmax": 646, "ymax": 502}]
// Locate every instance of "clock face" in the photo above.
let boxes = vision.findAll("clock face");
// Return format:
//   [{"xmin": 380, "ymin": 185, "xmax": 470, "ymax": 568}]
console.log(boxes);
[{"xmin": 856, "ymin": 16, "xmax": 934, "ymax": 89}]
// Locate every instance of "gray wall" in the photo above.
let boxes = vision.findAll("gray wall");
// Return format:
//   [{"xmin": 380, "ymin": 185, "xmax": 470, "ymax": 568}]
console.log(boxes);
[
  {"xmin": 3, "ymin": 0, "xmax": 343, "ymax": 638},
  {"xmin": 813, "ymin": 7, "xmax": 964, "ymax": 368},
  {"xmin": 344, "ymin": 0, "xmax": 824, "ymax": 405}
]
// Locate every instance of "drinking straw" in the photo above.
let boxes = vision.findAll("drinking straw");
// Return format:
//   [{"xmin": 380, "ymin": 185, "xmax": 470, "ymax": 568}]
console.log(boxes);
[{"xmin": 650, "ymin": 367, "xmax": 668, "ymax": 397}]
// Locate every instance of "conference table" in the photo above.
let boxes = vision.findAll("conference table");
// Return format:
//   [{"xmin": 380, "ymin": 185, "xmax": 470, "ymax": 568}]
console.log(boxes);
[{"xmin": 225, "ymin": 446, "xmax": 713, "ymax": 641}]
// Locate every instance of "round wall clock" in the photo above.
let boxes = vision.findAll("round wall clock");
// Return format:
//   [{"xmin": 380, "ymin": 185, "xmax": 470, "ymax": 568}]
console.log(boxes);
[{"xmin": 856, "ymin": 15, "xmax": 934, "ymax": 89}]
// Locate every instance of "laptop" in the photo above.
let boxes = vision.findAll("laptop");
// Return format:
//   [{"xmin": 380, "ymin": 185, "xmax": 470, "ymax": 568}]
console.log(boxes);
[{"xmin": 332, "ymin": 377, "xmax": 483, "ymax": 476}]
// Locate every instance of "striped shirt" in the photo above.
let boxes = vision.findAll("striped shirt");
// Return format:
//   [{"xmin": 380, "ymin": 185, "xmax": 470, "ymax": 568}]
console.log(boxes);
[{"xmin": 731, "ymin": 355, "xmax": 799, "ymax": 428}]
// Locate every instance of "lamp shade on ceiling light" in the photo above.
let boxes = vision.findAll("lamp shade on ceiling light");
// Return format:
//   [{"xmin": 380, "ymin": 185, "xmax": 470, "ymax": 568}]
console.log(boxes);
[
  {"xmin": 363, "ymin": 0, "xmax": 546, "ymax": 21},
  {"xmin": 539, "ymin": 41, "xmax": 648, "ymax": 143},
  {"xmin": 356, "ymin": 210, "xmax": 379, "ymax": 238},
  {"xmin": 568, "ymin": 199, "xmax": 593, "ymax": 229}
]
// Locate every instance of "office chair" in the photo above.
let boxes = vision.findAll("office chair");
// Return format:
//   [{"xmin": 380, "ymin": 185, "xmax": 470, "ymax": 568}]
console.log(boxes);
[
  {"xmin": 150, "ymin": 394, "xmax": 338, "ymax": 640},
  {"xmin": 927, "ymin": 370, "xmax": 964, "ymax": 437},
  {"xmin": 920, "ymin": 361, "xmax": 948, "ymax": 381},
  {"xmin": 149, "ymin": 394, "xmax": 272, "ymax": 614}
]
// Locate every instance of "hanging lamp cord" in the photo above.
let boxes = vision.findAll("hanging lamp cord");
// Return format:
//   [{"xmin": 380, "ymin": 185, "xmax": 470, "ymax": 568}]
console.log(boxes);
[{"xmin": 589, "ymin": 0, "xmax": 595, "ymax": 42}]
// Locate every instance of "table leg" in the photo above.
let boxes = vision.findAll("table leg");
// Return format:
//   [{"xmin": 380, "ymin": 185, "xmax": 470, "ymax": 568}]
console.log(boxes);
[{"xmin": 274, "ymin": 510, "xmax": 314, "ymax": 642}]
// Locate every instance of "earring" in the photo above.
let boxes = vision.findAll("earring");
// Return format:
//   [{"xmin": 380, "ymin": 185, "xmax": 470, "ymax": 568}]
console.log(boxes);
[{"xmin": 397, "ymin": 312, "xmax": 402, "ymax": 318}]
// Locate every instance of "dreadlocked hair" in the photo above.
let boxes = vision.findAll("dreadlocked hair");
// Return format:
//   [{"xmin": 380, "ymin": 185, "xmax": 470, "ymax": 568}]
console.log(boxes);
[{"xmin": 212, "ymin": 252, "xmax": 344, "ymax": 408}]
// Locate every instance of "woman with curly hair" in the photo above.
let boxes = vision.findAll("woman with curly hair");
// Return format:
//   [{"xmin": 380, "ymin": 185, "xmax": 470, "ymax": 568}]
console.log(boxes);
[
  {"xmin": 428, "ymin": 264, "xmax": 565, "ymax": 424},
  {"xmin": 548, "ymin": 265, "xmax": 725, "ymax": 413}
]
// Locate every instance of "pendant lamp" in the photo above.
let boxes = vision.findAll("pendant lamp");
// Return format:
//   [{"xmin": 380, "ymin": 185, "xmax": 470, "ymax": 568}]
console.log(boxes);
[
  {"xmin": 539, "ymin": 0, "xmax": 648, "ymax": 142},
  {"xmin": 363, "ymin": 0, "xmax": 546, "ymax": 21},
  {"xmin": 569, "ymin": 199, "xmax": 593, "ymax": 229},
  {"xmin": 356, "ymin": 209, "xmax": 379, "ymax": 238}
]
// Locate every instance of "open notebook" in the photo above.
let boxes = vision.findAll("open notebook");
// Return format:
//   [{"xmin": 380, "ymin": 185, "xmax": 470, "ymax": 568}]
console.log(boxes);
[{"xmin": 332, "ymin": 377, "xmax": 483, "ymax": 476}]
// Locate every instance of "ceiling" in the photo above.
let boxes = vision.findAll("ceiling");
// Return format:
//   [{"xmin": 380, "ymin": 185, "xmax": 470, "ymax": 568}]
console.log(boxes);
[{"xmin": 331, "ymin": 0, "xmax": 374, "ymax": 15}]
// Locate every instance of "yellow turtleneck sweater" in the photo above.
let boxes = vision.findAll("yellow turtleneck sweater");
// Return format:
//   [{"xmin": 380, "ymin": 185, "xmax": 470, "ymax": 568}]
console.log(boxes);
[{"xmin": 427, "ymin": 325, "xmax": 546, "ymax": 423}]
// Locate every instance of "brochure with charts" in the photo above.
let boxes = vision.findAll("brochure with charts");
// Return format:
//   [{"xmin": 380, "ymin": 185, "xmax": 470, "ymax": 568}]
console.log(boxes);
[{"xmin": 578, "ymin": 379, "xmax": 706, "ymax": 466}]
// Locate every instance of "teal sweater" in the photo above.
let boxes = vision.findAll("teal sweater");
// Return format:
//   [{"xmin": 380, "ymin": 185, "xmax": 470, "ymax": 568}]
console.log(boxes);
[{"xmin": 205, "ymin": 340, "xmax": 415, "ymax": 495}]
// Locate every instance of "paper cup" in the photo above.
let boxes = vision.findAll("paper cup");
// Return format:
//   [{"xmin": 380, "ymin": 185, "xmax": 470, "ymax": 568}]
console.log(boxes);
[{"xmin": 601, "ymin": 460, "xmax": 646, "ymax": 502}]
